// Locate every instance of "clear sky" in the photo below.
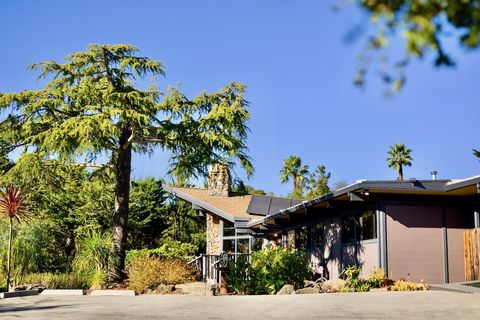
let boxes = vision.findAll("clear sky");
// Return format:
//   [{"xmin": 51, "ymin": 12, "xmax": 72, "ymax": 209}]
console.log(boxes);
[{"xmin": 1, "ymin": 0, "xmax": 479, "ymax": 196}]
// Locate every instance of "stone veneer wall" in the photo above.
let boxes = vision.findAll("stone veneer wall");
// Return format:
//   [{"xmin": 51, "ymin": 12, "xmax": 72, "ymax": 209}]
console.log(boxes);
[
  {"xmin": 206, "ymin": 212, "xmax": 221, "ymax": 255},
  {"xmin": 207, "ymin": 163, "xmax": 230, "ymax": 197}
]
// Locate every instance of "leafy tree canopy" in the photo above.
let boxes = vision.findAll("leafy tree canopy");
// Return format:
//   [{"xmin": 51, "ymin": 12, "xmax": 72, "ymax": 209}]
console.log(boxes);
[
  {"xmin": 0, "ymin": 43, "xmax": 252, "ymax": 280},
  {"xmin": 305, "ymin": 165, "xmax": 331, "ymax": 200},
  {"xmin": 351, "ymin": 0, "xmax": 480, "ymax": 93},
  {"xmin": 231, "ymin": 178, "xmax": 271, "ymax": 196}
]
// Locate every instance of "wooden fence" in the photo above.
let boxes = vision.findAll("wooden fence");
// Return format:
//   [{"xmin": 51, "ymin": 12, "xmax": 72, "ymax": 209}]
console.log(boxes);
[{"xmin": 464, "ymin": 229, "xmax": 480, "ymax": 281}]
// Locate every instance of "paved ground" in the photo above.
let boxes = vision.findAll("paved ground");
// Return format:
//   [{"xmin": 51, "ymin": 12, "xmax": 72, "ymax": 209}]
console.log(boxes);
[{"xmin": 0, "ymin": 291, "xmax": 479, "ymax": 319}]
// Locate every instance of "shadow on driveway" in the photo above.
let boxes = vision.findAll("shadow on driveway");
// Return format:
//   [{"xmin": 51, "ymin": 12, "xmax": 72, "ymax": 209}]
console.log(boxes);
[{"xmin": 0, "ymin": 304, "xmax": 72, "ymax": 313}]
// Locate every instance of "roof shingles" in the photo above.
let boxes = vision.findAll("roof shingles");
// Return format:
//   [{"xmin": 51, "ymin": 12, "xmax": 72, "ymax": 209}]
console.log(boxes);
[{"xmin": 171, "ymin": 187, "xmax": 256, "ymax": 219}]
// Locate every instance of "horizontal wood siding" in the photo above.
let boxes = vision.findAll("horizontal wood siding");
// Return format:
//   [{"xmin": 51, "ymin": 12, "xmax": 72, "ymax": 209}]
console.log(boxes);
[{"xmin": 386, "ymin": 205, "xmax": 444, "ymax": 283}]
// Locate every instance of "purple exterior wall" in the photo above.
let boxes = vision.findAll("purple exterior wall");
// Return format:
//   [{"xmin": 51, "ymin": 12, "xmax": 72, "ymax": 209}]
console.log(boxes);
[
  {"xmin": 386, "ymin": 205, "xmax": 444, "ymax": 283},
  {"xmin": 386, "ymin": 205, "xmax": 473, "ymax": 284},
  {"xmin": 298, "ymin": 216, "xmax": 379, "ymax": 280},
  {"xmin": 445, "ymin": 207, "xmax": 471, "ymax": 283}
]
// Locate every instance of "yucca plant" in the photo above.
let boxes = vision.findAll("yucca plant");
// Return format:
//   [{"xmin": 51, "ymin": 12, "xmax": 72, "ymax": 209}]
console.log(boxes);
[
  {"xmin": 73, "ymin": 229, "xmax": 112, "ymax": 289},
  {"xmin": 0, "ymin": 186, "xmax": 30, "ymax": 292}
]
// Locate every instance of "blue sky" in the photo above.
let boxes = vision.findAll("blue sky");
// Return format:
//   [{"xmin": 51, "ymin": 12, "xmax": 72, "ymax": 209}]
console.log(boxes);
[{"xmin": 1, "ymin": 0, "xmax": 479, "ymax": 196}]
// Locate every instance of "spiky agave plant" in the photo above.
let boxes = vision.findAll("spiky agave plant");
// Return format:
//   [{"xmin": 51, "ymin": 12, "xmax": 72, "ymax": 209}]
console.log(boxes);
[{"xmin": 0, "ymin": 186, "xmax": 29, "ymax": 292}]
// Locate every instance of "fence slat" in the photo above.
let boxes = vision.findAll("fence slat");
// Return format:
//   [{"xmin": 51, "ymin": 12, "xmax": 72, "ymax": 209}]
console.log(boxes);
[{"xmin": 464, "ymin": 229, "xmax": 480, "ymax": 281}]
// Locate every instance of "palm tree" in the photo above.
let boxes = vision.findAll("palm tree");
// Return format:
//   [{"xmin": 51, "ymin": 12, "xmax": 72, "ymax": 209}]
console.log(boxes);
[
  {"xmin": 0, "ymin": 186, "xmax": 29, "ymax": 292},
  {"xmin": 387, "ymin": 144, "xmax": 413, "ymax": 181},
  {"xmin": 280, "ymin": 155, "xmax": 309, "ymax": 196}
]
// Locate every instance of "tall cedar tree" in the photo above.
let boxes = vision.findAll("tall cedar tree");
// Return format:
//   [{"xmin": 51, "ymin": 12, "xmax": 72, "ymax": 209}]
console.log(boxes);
[{"xmin": 0, "ymin": 44, "xmax": 253, "ymax": 281}]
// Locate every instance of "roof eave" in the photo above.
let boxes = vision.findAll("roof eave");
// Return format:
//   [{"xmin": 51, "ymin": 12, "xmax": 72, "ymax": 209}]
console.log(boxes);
[{"xmin": 163, "ymin": 184, "xmax": 236, "ymax": 223}]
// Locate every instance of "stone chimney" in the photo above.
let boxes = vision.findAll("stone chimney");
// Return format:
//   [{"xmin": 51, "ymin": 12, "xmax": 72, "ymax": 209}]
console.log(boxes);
[{"xmin": 208, "ymin": 163, "xmax": 231, "ymax": 197}]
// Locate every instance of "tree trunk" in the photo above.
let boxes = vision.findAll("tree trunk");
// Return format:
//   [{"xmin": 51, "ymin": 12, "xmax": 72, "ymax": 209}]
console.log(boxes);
[
  {"xmin": 398, "ymin": 165, "xmax": 404, "ymax": 181},
  {"xmin": 293, "ymin": 174, "xmax": 297, "ymax": 194},
  {"xmin": 6, "ymin": 217, "xmax": 12, "ymax": 292},
  {"xmin": 110, "ymin": 126, "xmax": 133, "ymax": 282}
]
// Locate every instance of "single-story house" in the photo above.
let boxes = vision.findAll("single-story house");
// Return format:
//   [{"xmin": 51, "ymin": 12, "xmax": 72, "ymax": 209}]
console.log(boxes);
[{"xmin": 165, "ymin": 164, "xmax": 480, "ymax": 284}]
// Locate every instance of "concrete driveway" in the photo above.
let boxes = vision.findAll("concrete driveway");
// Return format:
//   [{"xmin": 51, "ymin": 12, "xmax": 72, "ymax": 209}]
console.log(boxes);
[{"xmin": 0, "ymin": 291, "xmax": 479, "ymax": 320}]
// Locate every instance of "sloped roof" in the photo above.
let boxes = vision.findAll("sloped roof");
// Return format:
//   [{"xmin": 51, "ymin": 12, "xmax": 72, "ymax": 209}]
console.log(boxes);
[
  {"xmin": 248, "ymin": 175, "xmax": 480, "ymax": 228},
  {"xmin": 164, "ymin": 186, "xmax": 304, "ymax": 224},
  {"xmin": 170, "ymin": 187, "xmax": 254, "ymax": 219}
]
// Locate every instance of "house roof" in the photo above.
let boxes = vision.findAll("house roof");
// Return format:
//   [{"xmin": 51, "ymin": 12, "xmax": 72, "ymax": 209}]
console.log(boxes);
[
  {"xmin": 163, "ymin": 185, "xmax": 303, "ymax": 224},
  {"xmin": 168, "ymin": 187, "xmax": 254, "ymax": 220},
  {"xmin": 247, "ymin": 175, "xmax": 480, "ymax": 228}
]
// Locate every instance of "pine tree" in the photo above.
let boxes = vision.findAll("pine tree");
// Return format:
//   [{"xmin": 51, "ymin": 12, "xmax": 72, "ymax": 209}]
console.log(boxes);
[{"xmin": 0, "ymin": 44, "xmax": 252, "ymax": 281}]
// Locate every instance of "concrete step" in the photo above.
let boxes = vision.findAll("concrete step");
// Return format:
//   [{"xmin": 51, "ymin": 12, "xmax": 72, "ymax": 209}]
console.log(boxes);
[
  {"xmin": 90, "ymin": 290, "xmax": 137, "ymax": 296},
  {"xmin": 41, "ymin": 289, "xmax": 86, "ymax": 296},
  {"xmin": 0, "ymin": 290, "xmax": 39, "ymax": 299}
]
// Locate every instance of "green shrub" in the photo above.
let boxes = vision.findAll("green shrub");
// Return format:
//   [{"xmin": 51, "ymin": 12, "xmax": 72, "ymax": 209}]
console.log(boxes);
[
  {"xmin": 390, "ymin": 279, "xmax": 429, "ymax": 291},
  {"xmin": 227, "ymin": 255, "xmax": 256, "ymax": 295},
  {"xmin": 127, "ymin": 257, "xmax": 198, "ymax": 293},
  {"xmin": 227, "ymin": 247, "xmax": 310, "ymax": 295},
  {"xmin": 0, "ymin": 220, "xmax": 63, "ymax": 287},
  {"xmin": 342, "ymin": 266, "xmax": 372, "ymax": 292},
  {"xmin": 72, "ymin": 229, "xmax": 111, "ymax": 289},
  {"xmin": 73, "ymin": 229, "xmax": 112, "ymax": 274},
  {"xmin": 126, "ymin": 239, "xmax": 197, "ymax": 265},
  {"xmin": 20, "ymin": 273, "xmax": 90, "ymax": 289},
  {"xmin": 368, "ymin": 267, "xmax": 391, "ymax": 288}
]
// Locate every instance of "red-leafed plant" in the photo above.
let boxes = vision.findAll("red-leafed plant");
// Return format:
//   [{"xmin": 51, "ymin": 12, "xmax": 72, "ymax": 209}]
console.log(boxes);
[{"xmin": 0, "ymin": 186, "xmax": 29, "ymax": 292}]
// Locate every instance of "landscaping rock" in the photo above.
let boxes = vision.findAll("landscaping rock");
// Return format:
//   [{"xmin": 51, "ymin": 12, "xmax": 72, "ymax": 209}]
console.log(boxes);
[
  {"xmin": 155, "ymin": 284, "xmax": 175, "ymax": 295},
  {"xmin": 27, "ymin": 284, "xmax": 46, "ymax": 293},
  {"xmin": 276, "ymin": 284, "xmax": 295, "ymax": 295},
  {"xmin": 321, "ymin": 279, "xmax": 346, "ymax": 293},
  {"xmin": 295, "ymin": 287, "xmax": 320, "ymax": 294},
  {"xmin": 176, "ymin": 282, "xmax": 212, "ymax": 296},
  {"xmin": 14, "ymin": 285, "xmax": 27, "ymax": 291}
]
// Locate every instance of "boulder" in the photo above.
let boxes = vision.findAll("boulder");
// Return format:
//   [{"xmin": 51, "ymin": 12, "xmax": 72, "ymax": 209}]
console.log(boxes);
[
  {"xmin": 27, "ymin": 284, "xmax": 46, "ymax": 293},
  {"xmin": 176, "ymin": 282, "xmax": 220, "ymax": 296},
  {"xmin": 321, "ymin": 278, "xmax": 346, "ymax": 293},
  {"xmin": 276, "ymin": 284, "xmax": 295, "ymax": 295},
  {"xmin": 13, "ymin": 285, "xmax": 27, "ymax": 291},
  {"xmin": 295, "ymin": 287, "xmax": 320, "ymax": 294},
  {"xmin": 155, "ymin": 284, "xmax": 175, "ymax": 294}
]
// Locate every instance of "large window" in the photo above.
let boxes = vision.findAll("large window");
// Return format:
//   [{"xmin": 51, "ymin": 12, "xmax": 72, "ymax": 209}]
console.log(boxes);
[
  {"xmin": 341, "ymin": 216, "xmax": 357, "ymax": 244},
  {"xmin": 223, "ymin": 221, "xmax": 235, "ymax": 237},
  {"xmin": 360, "ymin": 210, "xmax": 377, "ymax": 241},
  {"xmin": 341, "ymin": 210, "xmax": 377, "ymax": 244},
  {"xmin": 222, "ymin": 220, "xmax": 260, "ymax": 254},
  {"xmin": 251, "ymin": 237, "xmax": 264, "ymax": 252},
  {"xmin": 223, "ymin": 239, "xmax": 235, "ymax": 254},
  {"xmin": 237, "ymin": 238, "xmax": 250, "ymax": 254},
  {"xmin": 311, "ymin": 222, "xmax": 324, "ymax": 249},
  {"xmin": 295, "ymin": 226, "xmax": 309, "ymax": 249}
]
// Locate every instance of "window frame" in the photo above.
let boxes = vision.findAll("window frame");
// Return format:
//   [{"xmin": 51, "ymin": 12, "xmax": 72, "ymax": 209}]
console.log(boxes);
[{"xmin": 340, "ymin": 208, "xmax": 378, "ymax": 245}]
